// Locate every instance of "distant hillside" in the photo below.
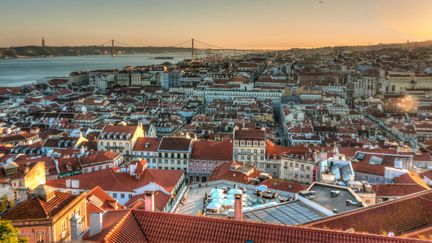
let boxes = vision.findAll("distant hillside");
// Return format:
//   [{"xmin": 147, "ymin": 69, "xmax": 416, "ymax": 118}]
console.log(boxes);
[
  {"xmin": 286, "ymin": 40, "xmax": 432, "ymax": 54},
  {"xmin": 0, "ymin": 45, "xmax": 191, "ymax": 58}
]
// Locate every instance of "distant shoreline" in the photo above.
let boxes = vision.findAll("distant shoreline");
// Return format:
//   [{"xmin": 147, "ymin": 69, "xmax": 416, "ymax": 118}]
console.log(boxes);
[
  {"xmin": 0, "ymin": 46, "xmax": 191, "ymax": 59},
  {"xmin": 0, "ymin": 52, "xmax": 190, "ymax": 61}
]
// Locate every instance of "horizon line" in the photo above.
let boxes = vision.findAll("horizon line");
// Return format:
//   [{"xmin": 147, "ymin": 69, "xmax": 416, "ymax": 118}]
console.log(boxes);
[{"xmin": 1, "ymin": 39, "xmax": 431, "ymax": 51}]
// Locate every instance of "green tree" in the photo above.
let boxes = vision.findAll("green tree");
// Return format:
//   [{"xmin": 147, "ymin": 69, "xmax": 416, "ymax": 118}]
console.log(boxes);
[
  {"xmin": 0, "ymin": 196, "xmax": 9, "ymax": 213},
  {"xmin": 0, "ymin": 219, "xmax": 27, "ymax": 243}
]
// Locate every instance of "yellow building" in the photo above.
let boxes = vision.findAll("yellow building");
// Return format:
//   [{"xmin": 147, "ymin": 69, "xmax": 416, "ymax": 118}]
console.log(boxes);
[{"xmin": 98, "ymin": 124, "xmax": 145, "ymax": 162}]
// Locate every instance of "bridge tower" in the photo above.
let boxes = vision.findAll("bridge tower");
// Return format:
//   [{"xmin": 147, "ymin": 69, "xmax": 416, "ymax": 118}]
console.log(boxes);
[
  {"xmin": 191, "ymin": 38, "xmax": 195, "ymax": 59},
  {"xmin": 111, "ymin": 39, "xmax": 115, "ymax": 56}
]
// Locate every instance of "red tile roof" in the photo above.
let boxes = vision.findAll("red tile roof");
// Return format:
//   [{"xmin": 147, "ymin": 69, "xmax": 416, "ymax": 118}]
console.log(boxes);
[
  {"xmin": 158, "ymin": 137, "xmax": 192, "ymax": 151},
  {"xmin": 210, "ymin": 161, "xmax": 261, "ymax": 184},
  {"xmin": 0, "ymin": 87, "xmax": 21, "ymax": 96},
  {"xmin": 307, "ymin": 190, "xmax": 432, "ymax": 237},
  {"xmin": 87, "ymin": 186, "xmax": 121, "ymax": 211},
  {"xmin": 258, "ymin": 179, "xmax": 307, "ymax": 193},
  {"xmin": 394, "ymin": 172, "xmax": 430, "ymax": 189},
  {"xmin": 372, "ymin": 184, "xmax": 427, "ymax": 197},
  {"xmin": 266, "ymin": 140, "xmax": 312, "ymax": 159},
  {"xmin": 132, "ymin": 137, "xmax": 160, "ymax": 152},
  {"xmin": 88, "ymin": 210, "xmax": 131, "ymax": 242},
  {"xmin": 102, "ymin": 125, "xmax": 138, "ymax": 134},
  {"xmin": 92, "ymin": 210, "xmax": 425, "ymax": 243},
  {"xmin": 234, "ymin": 128, "xmax": 266, "ymax": 140},
  {"xmin": 124, "ymin": 191, "xmax": 170, "ymax": 211},
  {"xmin": 2, "ymin": 191, "xmax": 78, "ymax": 220},
  {"xmin": 191, "ymin": 139, "xmax": 233, "ymax": 161},
  {"xmin": 79, "ymin": 151, "xmax": 120, "ymax": 166},
  {"xmin": 46, "ymin": 167, "xmax": 183, "ymax": 193}
]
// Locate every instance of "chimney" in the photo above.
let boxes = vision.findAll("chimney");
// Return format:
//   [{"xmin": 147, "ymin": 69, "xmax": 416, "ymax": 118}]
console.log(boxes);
[
  {"xmin": 145, "ymin": 191, "xmax": 155, "ymax": 212},
  {"xmin": 90, "ymin": 213, "xmax": 103, "ymax": 237},
  {"xmin": 70, "ymin": 213, "xmax": 83, "ymax": 240},
  {"xmin": 234, "ymin": 194, "xmax": 243, "ymax": 221}
]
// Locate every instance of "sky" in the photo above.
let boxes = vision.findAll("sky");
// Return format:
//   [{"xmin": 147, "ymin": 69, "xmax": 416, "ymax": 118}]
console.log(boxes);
[{"xmin": 1, "ymin": 0, "xmax": 431, "ymax": 49}]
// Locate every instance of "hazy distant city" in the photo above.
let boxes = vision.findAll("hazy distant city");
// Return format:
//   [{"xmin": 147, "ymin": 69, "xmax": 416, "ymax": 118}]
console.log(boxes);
[{"xmin": 1, "ymin": 0, "xmax": 432, "ymax": 243}]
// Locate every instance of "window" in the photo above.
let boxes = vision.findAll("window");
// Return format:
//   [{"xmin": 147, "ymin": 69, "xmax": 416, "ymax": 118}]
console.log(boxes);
[
  {"xmin": 120, "ymin": 193, "xmax": 124, "ymax": 199},
  {"xmin": 61, "ymin": 219, "xmax": 66, "ymax": 235},
  {"xmin": 36, "ymin": 231, "xmax": 45, "ymax": 243},
  {"xmin": 129, "ymin": 194, "xmax": 133, "ymax": 199},
  {"xmin": 75, "ymin": 206, "xmax": 81, "ymax": 216},
  {"xmin": 113, "ymin": 193, "xmax": 117, "ymax": 198}
]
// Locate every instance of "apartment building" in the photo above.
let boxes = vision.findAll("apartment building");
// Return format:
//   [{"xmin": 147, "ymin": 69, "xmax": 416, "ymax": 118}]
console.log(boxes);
[
  {"xmin": 233, "ymin": 128, "xmax": 266, "ymax": 169},
  {"xmin": 97, "ymin": 124, "xmax": 145, "ymax": 162}
]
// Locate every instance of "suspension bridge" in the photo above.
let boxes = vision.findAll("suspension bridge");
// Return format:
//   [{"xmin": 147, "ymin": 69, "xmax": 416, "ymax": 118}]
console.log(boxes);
[{"xmin": 101, "ymin": 38, "xmax": 260, "ymax": 59}]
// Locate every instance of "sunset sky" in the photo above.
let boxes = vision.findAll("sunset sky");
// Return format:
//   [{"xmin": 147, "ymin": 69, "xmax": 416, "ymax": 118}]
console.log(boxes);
[{"xmin": 1, "ymin": 0, "xmax": 431, "ymax": 49}]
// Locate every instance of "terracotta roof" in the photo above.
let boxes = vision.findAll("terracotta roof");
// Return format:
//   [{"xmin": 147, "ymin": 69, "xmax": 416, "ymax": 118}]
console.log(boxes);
[
  {"xmin": 2, "ymin": 191, "xmax": 78, "ymax": 220},
  {"xmin": 46, "ymin": 167, "xmax": 183, "ymax": 193},
  {"xmin": 0, "ymin": 87, "xmax": 21, "ymax": 96},
  {"xmin": 47, "ymin": 78, "xmax": 68, "ymax": 86},
  {"xmin": 102, "ymin": 125, "xmax": 138, "ymax": 134},
  {"xmin": 87, "ymin": 186, "xmax": 121, "ymax": 211},
  {"xmin": 394, "ymin": 172, "xmax": 430, "ymax": 189},
  {"xmin": 124, "ymin": 191, "xmax": 170, "ymax": 211},
  {"xmin": 372, "ymin": 184, "xmax": 428, "ymax": 197},
  {"xmin": 307, "ymin": 190, "xmax": 432, "ymax": 237},
  {"xmin": 92, "ymin": 210, "xmax": 425, "ymax": 243},
  {"xmin": 234, "ymin": 128, "xmax": 266, "ymax": 140},
  {"xmin": 75, "ymin": 113, "xmax": 98, "ymax": 120},
  {"xmin": 266, "ymin": 140, "xmax": 311, "ymax": 159},
  {"xmin": 88, "ymin": 210, "xmax": 131, "ymax": 242},
  {"xmin": 258, "ymin": 179, "xmax": 307, "ymax": 193},
  {"xmin": 158, "ymin": 137, "xmax": 192, "ymax": 151},
  {"xmin": 132, "ymin": 137, "xmax": 160, "ymax": 152},
  {"xmin": 79, "ymin": 151, "xmax": 120, "ymax": 166},
  {"xmin": 210, "ymin": 161, "xmax": 261, "ymax": 184},
  {"xmin": 191, "ymin": 139, "xmax": 233, "ymax": 161}
]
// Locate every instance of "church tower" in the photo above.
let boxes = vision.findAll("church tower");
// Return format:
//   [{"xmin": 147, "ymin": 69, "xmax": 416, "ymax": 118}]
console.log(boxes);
[{"xmin": 42, "ymin": 37, "xmax": 45, "ymax": 47}]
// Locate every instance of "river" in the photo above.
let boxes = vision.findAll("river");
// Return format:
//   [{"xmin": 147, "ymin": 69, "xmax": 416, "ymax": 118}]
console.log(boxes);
[{"xmin": 0, "ymin": 52, "xmax": 192, "ymax": 87}]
